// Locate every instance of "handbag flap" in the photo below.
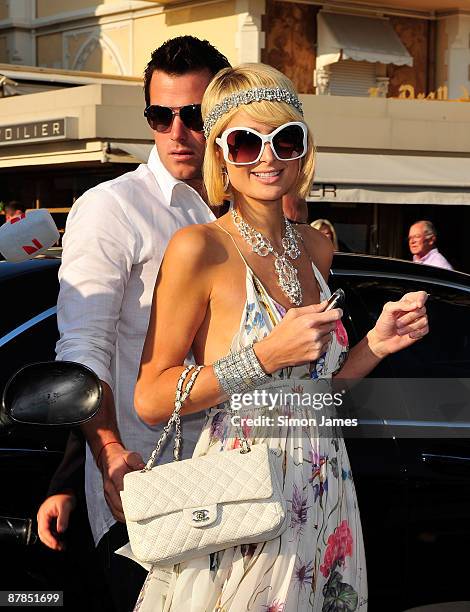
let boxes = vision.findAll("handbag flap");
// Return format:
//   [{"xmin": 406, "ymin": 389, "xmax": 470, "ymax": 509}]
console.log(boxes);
[{"xmin": 121, "ymin": 443, "xmax": 275, "ymax": 522}]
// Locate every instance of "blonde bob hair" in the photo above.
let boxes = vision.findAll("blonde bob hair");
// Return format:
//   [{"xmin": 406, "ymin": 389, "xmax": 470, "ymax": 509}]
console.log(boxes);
[
  {"xmin": 310, "ymin": 218, "xmax": 339, "ymax": 251},
  {"xmin": 202, "ymin": 63, "xmax": 315, "ymax": 206}
]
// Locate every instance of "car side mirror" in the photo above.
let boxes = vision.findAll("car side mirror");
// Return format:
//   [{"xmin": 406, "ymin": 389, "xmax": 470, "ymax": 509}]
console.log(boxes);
[{"xmin": 1, "ymin": 361, "xmax": 102, "ymax": 426}]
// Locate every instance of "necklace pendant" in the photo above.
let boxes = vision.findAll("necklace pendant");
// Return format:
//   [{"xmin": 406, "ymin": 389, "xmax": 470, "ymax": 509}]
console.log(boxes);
[
  {"xmin": 231, "ymin": 209, "xmax": 303, "ymax": 306},
  {"xmin": 274, "ymin": 257, "xmax": 303, "ymax": 306}
]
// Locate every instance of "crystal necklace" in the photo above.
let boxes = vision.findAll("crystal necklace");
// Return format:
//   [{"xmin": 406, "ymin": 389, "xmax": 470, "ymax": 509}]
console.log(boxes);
[{"xmin": 231, "ymin": 208, "xmax": 303, "ymax": 306}]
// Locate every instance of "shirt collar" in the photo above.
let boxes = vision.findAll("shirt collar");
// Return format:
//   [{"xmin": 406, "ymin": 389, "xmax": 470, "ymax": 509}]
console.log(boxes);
[
  {"xmin": 147, "ymin": 145, "xmax": 193, "ymax": 206},
  {"xmin": 413, "ymin": 248, "xmax": 438, "ymax": 263}
]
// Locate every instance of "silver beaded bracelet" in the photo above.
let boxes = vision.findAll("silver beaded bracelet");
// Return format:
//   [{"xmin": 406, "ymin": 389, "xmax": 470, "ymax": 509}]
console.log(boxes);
[{"xmin": 212, "ymin": 343, "xmax": 271, "ymax": 396}]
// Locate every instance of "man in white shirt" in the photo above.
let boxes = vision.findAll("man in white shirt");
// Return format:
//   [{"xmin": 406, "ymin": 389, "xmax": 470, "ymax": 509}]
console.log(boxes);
[{"xmin": 55, "ymin": 36, "xmax": 230, "ymax": 611}]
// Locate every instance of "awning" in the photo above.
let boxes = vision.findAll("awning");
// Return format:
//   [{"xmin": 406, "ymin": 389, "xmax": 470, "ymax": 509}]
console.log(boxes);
[
  {"xmin": 0, "ymin": 141, "xmax": 152, "ymax": 168},
  {"xmin": 0, "ymin": 74, "xmax": 18, "ymax": 97},
  {"xmin": 309, "ymin": 152, "xmax": 470, "ymax": 205},
  {"xmin": 317, "ymin": 12, "xmax": 413, "ymax": 70},
  {"xmin": 109, "ymin": 142, "xmax": 153, "ymax": 163}
]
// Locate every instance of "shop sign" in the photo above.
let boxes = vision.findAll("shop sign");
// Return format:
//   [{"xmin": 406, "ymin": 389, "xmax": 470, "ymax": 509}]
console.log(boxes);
[
  {"xmin": 397, "ymin": 84, "xmax": 470, "ymax": 101},
  {"xmin": 310, "ymin": 184, "xmax": 338, "ymax": 199},
  {"xmin": 0, "ymin": 119, "xmax": 69, "ymax": 146},
  {"xmin": 369, "ymin": 84, "xmax": 470, "ymax": 101}
]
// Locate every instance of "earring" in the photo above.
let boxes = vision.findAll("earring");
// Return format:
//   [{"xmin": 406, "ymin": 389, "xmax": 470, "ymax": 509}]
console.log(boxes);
[{"xmin": 222, "ymin": 167, "xmax": 230, "ymax": 192}]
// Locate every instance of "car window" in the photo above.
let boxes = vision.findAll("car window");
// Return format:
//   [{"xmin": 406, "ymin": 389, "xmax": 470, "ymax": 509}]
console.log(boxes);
[
  {"xmin": 0, "ymin": 312, "xmax": 67, "ymax": 450},
  {"xmin": 0, "ymin": 264, "xmax": 59, "ymax": 339},
  {"xmin": 351, "ymin": 277, "xmax": 470, "ymax": 377}
]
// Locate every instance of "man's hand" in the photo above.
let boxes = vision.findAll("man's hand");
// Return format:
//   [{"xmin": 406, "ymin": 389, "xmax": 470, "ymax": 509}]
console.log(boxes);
[
  {"xmin": 37, "ymin": 493, "xmax": 76, "ymax": 551},
  {"xmin": 80, "ymin": 381, "xmax": 145, "ymax": 521},
  {"xmin": 98, "ymin": 443, "xmax": 145, "ymax": 522}
]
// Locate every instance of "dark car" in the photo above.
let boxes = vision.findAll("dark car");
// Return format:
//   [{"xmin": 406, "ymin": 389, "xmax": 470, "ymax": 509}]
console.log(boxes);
[{"xmin": 1, "ymin": 253, "xmax": 469, "ymax": 612}]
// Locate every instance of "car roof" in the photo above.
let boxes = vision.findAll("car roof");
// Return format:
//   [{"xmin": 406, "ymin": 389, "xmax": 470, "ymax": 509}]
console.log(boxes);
[
  {"xmin": 1, "ymin": 251, "xmax": 469, "ymax": 290},
  {"xmin": 332, "ymin": 252, "xmax": 470, "ymax": 291},
  {"xmin": 0, "ymin": 257, "xmax": 61, "ymax": 281}
]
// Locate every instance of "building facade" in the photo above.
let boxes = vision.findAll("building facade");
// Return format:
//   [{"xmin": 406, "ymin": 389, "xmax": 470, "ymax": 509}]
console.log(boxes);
[{"xmin": 1, "ymin": 0, "xmax": 469, "ymax": 269}]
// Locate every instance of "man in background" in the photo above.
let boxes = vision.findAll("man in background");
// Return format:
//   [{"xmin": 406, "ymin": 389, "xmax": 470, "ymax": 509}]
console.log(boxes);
[
  {"xmin": 4, "ymin": 200, "xmax": 26, "ymax": 222},
  {"xmin": 408, "ymin": 220, "xmax": 453, "ymax": 271}
]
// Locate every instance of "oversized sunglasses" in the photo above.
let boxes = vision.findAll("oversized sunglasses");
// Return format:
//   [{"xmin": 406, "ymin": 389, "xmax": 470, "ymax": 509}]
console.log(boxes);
[
  {"xmin": 216, "ymin": 121, "xmax": 308, "ymax": 165},
  {"xmin": 144, "ymin": 104, "xmax": 204, "ymax": 133}
]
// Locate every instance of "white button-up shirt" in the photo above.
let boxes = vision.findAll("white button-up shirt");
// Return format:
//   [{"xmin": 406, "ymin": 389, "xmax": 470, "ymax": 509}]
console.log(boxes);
[{"xmin": 56, "ymin": 146, "xmax": 215, "ymax": 545}]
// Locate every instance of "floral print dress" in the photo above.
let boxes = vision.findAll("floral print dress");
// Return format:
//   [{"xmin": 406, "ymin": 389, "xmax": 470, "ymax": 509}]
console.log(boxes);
[{"xmin": 134, "ymin": 247, "xmax": 367, "ymax": 612}]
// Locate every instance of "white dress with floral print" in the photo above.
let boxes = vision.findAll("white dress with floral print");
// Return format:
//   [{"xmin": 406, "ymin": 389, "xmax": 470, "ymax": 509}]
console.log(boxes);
[{"xmin": 134, "ymin": 255, "xmax": 367, "ymax": 612}]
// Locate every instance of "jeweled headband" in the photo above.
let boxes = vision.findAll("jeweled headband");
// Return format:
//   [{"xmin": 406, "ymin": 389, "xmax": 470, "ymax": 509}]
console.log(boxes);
[{"xmin": 203, "ymin": 87, "xmax": 303, "ymax": 138}]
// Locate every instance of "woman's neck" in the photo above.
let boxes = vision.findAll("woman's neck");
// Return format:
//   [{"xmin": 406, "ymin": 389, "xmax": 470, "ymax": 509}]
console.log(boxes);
[{"xmin": 232, "ymin": 195, "xmax": 285, "ymax": 249}]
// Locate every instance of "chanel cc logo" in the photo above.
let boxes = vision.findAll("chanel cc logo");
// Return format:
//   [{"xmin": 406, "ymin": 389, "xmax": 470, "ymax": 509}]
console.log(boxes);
[{"xmin": 192, "ymin": 509, "xmax": 210, "ymax": 522}]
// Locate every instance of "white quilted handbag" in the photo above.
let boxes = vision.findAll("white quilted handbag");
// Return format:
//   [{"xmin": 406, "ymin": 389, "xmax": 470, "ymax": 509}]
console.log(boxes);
[{"xmin": 121, "ymin": 365, "xmax": 287, "ymax": 566}]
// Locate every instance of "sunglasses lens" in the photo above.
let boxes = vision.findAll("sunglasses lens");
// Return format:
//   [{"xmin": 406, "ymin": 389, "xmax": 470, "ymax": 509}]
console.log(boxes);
[
  {"xmin": 272, "ymin": 124, "xmax": 305, "ymax": 159},
  {"xmin": 145, "ymin": 105, "xmax": 203, "ymax": 132},
  {"xmin": 145, "ymin": 106, "xmax": 173, "ymax": 132},
  {"xmin": 179, "ymin": 105, "xmax": 203, "ymax": 132},
  {"xmin": 226, "ymin": 130, "xmax": 263, "ymax": 164}
]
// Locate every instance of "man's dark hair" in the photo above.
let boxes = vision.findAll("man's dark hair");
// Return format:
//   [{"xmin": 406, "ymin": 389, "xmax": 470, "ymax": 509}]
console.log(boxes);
[
  {"xmin": 144, "ymin": 36, "xmax": 230, "ymax": 106},
  {"xmin": 5, "ymin": 200, "xmax": 26, "ymax": 213}
]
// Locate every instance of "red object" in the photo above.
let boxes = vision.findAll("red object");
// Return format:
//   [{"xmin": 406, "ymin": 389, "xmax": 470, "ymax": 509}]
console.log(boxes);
[
  {"xmin": 9, "ymin": 213, "xmax": 26, "ymax": 224},
  {"xmin": 96, "ymin": 440, "xmax": 123, "ymax": 468},
  {"xmin": 334, "ymin": 320, "xmax": 349, "ymax": 347},
  {"xmin": 320, "ymin": 520, "xmax": 354, "ymax": 578},
  {"xmin": 22, "ymin": 238, "xmax": 43, "ymax": 255}
]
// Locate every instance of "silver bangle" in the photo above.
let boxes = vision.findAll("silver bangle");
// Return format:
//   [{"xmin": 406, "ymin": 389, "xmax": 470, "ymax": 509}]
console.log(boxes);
[{"xmin": 213, "ymin": 344, "xmax": 271, "ymax": 396}]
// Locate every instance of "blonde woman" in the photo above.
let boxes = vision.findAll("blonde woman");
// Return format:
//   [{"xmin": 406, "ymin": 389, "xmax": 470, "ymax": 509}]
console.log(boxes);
[
  {"xmin": 133, "ymin": 64, "xmax": 429, "ymax": 611},
  {"xmin": 311, "ymin": 218, "xmax": 339, "ymax": 251}
]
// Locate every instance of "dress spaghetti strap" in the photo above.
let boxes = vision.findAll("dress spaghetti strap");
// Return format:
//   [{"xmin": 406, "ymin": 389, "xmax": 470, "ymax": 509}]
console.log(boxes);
[
  {"xmin": 295, "ymin": 227, "xmax": 330, "ymax": 298},
  {"xmin": 214, "ymin": 222, "xmax": 251, "ymax": 268}
]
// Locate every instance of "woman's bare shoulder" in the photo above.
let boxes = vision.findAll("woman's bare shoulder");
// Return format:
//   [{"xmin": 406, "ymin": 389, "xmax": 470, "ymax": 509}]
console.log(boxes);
[
  {"xmin": 164, "ymin": 221, "xmax": 229, "ymax": 270},
  {"xmin": 296, "ymin": 224, "xmax": 334, "ymax": 279}
]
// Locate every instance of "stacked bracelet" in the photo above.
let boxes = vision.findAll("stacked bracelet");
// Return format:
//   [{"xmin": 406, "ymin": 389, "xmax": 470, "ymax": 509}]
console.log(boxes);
[{"xmin": 212, "ymin": 343, "xmax": 271, "ymax": 396}]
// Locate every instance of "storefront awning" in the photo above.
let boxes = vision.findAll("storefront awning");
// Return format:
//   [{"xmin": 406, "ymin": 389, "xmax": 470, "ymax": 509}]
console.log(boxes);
[
  {"xmin": 0, "ymin": 74, "xmax": 18, "ymax": 97},
  {"xmin": 109, "ymin": 142, "xmax": 153, "ymax": 163},
  {"xmin": 309, "ymin": 152, "xmax": 470, "ymax": 205},
  {"xmin": 317, "ymin": 12, "xmax": 413, "ymax": 70},
  {"xmin": 0, "ymin": 141, "xmax": 153, "ymax": 168}
]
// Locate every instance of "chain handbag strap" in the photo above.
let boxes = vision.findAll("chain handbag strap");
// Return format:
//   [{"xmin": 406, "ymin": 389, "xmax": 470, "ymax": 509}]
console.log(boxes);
[
  {"xmin": 143, "ymin": 362, "xmax": 253, "ymax": 472},
  {"xmin": 144, "ymin": 365, "xmax": 201, "ymax": 471}
]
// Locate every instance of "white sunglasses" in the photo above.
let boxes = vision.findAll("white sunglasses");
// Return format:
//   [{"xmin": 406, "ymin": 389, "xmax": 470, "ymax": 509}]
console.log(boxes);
[{"xmin": 215, "ymin": 121, "xmax": 308, "ymax": 166}]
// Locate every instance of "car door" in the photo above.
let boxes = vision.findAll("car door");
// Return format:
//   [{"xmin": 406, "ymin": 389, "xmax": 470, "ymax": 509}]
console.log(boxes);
[
  {"xmin": 338, "ymin": 270, "xmax": 470, "ymax": 609},
  {"xmin": 329, "ymin": 271, "xmax": 408, "ymax": 611},
  {"xmin": 0, "ymin": 259, "xmax": 67, "ymax": 591}
]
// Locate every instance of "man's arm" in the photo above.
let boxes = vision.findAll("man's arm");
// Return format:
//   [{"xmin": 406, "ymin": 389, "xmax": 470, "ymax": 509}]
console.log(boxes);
[
  {"xmin": 81, "ymin": 382, "xmax": 144, "ymax": 521},
  {"xmin": 56, "ymin": 188, "xmax": 144, "ymax": 521}
]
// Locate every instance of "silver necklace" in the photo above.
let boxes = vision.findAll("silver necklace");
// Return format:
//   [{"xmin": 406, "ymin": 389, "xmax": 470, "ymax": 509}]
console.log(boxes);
[{"xmin": 231, "ymin": 208, "xmax": 303, "ymax": 306}]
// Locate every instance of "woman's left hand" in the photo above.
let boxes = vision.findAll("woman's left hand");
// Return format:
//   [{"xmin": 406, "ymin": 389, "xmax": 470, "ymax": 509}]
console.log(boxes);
[{"xmin": 368, "ymin": 290, "xmax": 429, "ymax": 359}]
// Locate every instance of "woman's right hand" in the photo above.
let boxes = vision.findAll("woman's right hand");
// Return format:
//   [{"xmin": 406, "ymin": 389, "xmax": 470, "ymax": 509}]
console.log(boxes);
[{"xmin": 254, "ymin": 300, "xmax": 343, "ymax": 373}]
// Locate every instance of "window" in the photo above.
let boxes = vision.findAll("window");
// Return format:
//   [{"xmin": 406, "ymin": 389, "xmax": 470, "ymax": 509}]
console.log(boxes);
[
  {"xmin": 329, "ymin": 59, "xmax": 377, "ymax": 97},
  {"xmin": 353, "ymin": 277, "xmax": 470, "ymax": 377}
]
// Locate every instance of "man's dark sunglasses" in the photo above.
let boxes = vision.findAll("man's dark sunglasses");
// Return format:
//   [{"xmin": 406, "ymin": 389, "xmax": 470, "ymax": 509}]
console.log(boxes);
[{"xmin": 144, "ymin": 104, "xmax": 204, "ymax": 133}]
